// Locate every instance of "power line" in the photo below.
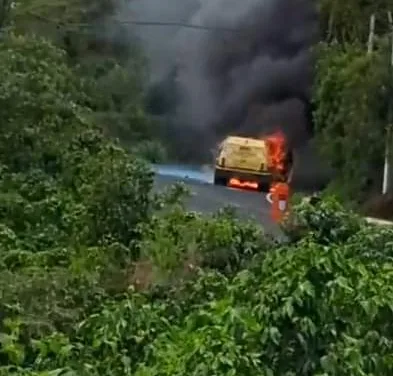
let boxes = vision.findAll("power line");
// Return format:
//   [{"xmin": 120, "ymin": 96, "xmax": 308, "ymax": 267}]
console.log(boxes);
[{"xmin": 28, "ymin": 12, "xmax": 243, "ymax": 33}]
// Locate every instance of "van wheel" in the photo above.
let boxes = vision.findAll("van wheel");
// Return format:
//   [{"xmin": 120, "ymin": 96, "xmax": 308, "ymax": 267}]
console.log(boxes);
[
  {"xmin": 213, "ymin": 173, "xmax": 227, "ymax": 186},
  {"xmin": 259, "ymin": 182, "xmax": 270, "ymax": 193}
]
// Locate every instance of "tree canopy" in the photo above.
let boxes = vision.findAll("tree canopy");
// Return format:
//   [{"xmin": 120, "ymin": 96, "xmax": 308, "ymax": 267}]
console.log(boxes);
[{"xmin": 313, "ymin": 0, "xmax": 393, "ymax": 204}]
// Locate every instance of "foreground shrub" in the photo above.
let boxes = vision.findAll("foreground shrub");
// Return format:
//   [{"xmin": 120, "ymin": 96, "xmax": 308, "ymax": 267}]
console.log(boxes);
[
  {"xmin": 134, "ymin": 210, "xmax": 393, "ymax": 375},
  {"xmin": 137, "ymin": 205, "xmax": 269, "ymax": 281},
  {"xmin": 0, "ymin": 33, "xmax": 161, "ymax": 350},
  {"xmin": 282, "ymin": 195, "xmax": 363, "ymax": 244},
  {"xmin": 2, "ymin": 200, "xmax": 393, "ymax": 375}
]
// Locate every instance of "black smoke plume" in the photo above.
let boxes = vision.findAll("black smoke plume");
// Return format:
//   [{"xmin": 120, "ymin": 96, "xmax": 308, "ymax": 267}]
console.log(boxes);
[
  {"xmin": 124, "ymin": 0, "xmax": 318, "ymax": 160},
  {"xmin": 174, "ymin": 0, "xmax": 318, "ymax": 150}
]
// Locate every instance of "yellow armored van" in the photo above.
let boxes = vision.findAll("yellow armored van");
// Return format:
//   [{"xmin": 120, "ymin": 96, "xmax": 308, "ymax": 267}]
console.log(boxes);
[{"xmin": 213, "ymin": 136, "xmax": 274, "ymax": 191}]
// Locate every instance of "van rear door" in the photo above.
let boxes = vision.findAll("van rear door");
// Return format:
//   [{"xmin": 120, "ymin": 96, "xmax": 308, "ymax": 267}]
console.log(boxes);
[{"xmin": 225, "ymin": 142, "xmax": 267, "ymax": 171}]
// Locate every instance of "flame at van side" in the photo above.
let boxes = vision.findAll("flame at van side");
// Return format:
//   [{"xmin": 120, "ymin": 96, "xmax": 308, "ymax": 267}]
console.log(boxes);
[{"xmin": 265, "ymin": 131, "xmax": 287, "ymax": 174}]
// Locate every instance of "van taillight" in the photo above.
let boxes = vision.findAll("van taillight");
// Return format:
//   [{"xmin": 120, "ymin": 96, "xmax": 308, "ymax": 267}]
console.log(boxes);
[{"xmin": 260, "ymin": 163, "xmax": 264, "ymax": 171}]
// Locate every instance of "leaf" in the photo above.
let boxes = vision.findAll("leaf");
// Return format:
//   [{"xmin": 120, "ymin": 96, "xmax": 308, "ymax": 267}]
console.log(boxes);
[
  {"xmin": 320, "ymin": 354, "xmax": 336, "ymax": 372},
  {"xmin": 268, "ymin": 327, "xmax": 281, "ymax": 345}
]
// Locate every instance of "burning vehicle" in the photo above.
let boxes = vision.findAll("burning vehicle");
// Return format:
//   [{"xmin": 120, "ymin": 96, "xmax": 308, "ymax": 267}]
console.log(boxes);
[{"xmin": 213, "ymin": 131, "xmax": 293, "ymax": 192}]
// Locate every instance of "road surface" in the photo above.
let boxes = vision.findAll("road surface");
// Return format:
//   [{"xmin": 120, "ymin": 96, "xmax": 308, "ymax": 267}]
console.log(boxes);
[{"xmin": 153, "ymin": 164, "xmax": 281, "ymax": 236}]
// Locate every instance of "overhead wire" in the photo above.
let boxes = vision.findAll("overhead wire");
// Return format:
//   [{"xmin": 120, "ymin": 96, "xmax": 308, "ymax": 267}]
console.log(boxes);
[{"xmin": 26, "ymin": 11, "xmax": 244, "ymax": 33}]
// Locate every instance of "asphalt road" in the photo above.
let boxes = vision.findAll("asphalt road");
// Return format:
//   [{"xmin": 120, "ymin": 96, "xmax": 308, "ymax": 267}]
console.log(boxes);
[
  {"xmin": 153, "ymin": 164, "xmax": 281, "ymax": 236},
  {"xmin": 151, "ymin": 141, "xmax": 334, "ymax": 238}
]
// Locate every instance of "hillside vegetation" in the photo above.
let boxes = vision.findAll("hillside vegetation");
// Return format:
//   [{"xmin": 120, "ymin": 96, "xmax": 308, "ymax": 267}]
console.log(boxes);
[
  {"xmin": 314, "ymin": 1, "xmax": 393, "ymax": 206},
  {"xmin": 0, "ymin": 1, "xmax": 393, "ymax": 375}
]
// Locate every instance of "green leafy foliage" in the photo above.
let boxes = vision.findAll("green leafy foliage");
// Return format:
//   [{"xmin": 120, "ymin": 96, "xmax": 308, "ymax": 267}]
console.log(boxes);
[
  {"xmin": 313, "ymin": 0, "xmax": 393, "ymax": 206},
  {"xmin": 283, "ymin": 195, "xmax": 363, "ymax": 244},
  {"xmin": 137, "ymin": 205, "xmax": 268, "ymax": 279},
  {"xmin": 11, "ymin": 0, "xmax": 125, "ymax": 59},
  {"xmin": 313, "ymin": 41, "xmax": 389, "ymax": 199},
  {"xmin": 3, "ymin": 195, "xmax": 393, "ymax": 375},
  {"xmin": 318, "ymin": 0, "xmax": 393, "ymax": 43},
  {"xmin": 0, "ymin": 32, "xmax": 160, "ymax": 346},
  {"xmin": 9, "ymin": 0, "xmax": 160, "ymax": 154}
]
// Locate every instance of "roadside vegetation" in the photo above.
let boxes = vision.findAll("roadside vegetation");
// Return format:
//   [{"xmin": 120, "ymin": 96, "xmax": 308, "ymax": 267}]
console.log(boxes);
[
  {"xmin": 0, "ymin": 1, "xmax": 393, "ymax": 375},
  {"xmin": 314, "ymin": 1, "xmax": 393, "ymax": 215}
]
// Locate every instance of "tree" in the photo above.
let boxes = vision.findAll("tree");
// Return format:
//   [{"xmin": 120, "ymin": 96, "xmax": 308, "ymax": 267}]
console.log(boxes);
[
  {"xmin": 312, "ymin": 41, "xmax": 389, "ymax": 199},
  {"xmin": 319, "ymin": 0, "xmax": 393, "ymax": 43},
  {"xmin": 0, "ymin": 33, "xmax": 90, "ymax": 173},
  {"xmin": 10, "ymin": 0, "xmax": 137, "ymax": 61},
  {"xmin": 6, "ymin": 0, "xmax": 158, "ymax": 153},
  {"xmin": 0, "ymin": 32, "xmax": 161, "ymax": 351},
  {"xmin": 0, "ymin": 0, "xmax": 12, "ymax": 28}
]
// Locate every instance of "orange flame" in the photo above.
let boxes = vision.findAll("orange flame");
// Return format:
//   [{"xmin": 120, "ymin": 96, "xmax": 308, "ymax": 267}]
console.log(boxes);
[
  {"xmin": 265, "ymin": 131, "xmax": 286, "ymax": 174},
  {"xmin": 228, "ymin": 178, "xmax": 259, "ymax": 190}
]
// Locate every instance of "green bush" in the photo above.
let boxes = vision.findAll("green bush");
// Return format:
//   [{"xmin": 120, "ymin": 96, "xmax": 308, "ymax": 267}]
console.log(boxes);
[
  {"xmin": 137, "ymin": 205, "xmax": 269, "ymax": 279},
  {"xmin": 282, "ymin": 195, "xmax": 363, "ymax": 244},
  {"xmin": 130, "ymin": 140, "xmax": 168, "ymax": 163},
  {"xmin": 3, "ymin": 192, "xmax": 393, "ymax": 375},
  {"xmin": 0, "ymin": 33, "xmax": 161, "ymax": 350}
]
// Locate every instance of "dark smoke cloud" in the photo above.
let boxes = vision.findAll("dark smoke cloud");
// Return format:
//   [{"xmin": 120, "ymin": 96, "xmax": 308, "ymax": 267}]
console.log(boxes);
[
  {"xmin": 122, "ymin": 0, "xmax": 318, "ymax": 156},
  {"xmin": 123, "ymin": 0, "xmax": 198, "ymax": 81},
  {"xmin": 174, "ymin": 0, "xmax": 318, "ymax": 148}
]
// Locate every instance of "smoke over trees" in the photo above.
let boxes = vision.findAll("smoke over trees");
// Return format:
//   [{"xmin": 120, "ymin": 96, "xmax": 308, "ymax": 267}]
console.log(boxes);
[{"xmin": 129, "ymin": 0, "xmax": 318, "ymax": 155}]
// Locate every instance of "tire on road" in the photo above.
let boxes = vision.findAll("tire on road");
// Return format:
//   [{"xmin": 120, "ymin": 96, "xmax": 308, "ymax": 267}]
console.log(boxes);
[
  {"xmin": 258, "ymin": 182, "xmax": 270, "ymax": 193},
  {"xmin": 213, "ymin": 170, "xmax": 227, "ymax": 186}
]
